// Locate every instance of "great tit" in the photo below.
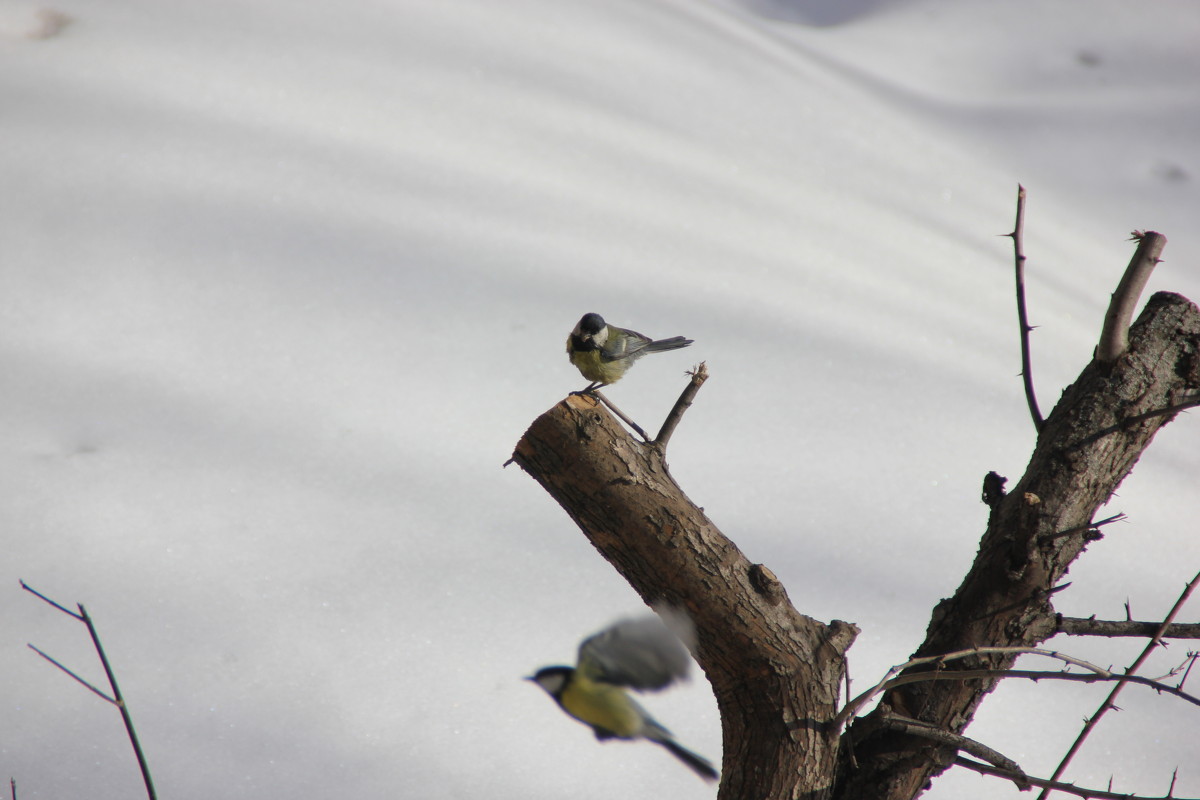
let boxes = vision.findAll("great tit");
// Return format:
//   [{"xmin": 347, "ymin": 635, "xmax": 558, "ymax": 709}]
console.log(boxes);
[
  {"xmin": 566, "ymin": 313, "xmax": 693, "ymax": 393},
  {"xmin": 527, "ymin": 615, "xmax": 719, "ymax": 782}
]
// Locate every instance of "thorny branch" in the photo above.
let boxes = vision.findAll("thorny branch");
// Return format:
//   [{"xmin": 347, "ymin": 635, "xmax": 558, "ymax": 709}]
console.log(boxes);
[
  {"xmin": 1037, "ymin": 570, "xmax": 1200, "ymax": 800},
  {"xmin": 877, "ymin": 713, "xmax": 1029, "ymax": 789},
  {"xmin": 957, "ymin": 758, "xmax": 1199, "ymax": 800},
  {"xmin": 835, "ymin": 645, "xmax": 1200, "ymax": 731},
  {"xmin": 1057, "ymin": 616, "xmax": 1200, "ymax": 639},
  {"xmin": 1006, "ymin": 184, "xmax": 1044, "ymax": 432}
]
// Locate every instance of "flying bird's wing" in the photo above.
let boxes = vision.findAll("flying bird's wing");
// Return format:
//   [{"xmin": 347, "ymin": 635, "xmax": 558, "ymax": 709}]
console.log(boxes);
[{"xmin": 577, "ymin": 615, "xmax": 692, "ymax": 691}]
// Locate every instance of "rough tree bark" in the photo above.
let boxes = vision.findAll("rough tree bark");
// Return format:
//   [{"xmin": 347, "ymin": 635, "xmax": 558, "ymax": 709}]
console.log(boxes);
[
  {"xmin": 511, "ymin": 234, "xmax": 1200, "ymax": 800},
  {"xmin": 837, "ymin": 289, "xmax": 1200, "ymax": 800},
  {"xmin": 512, "ymin": 390, "xmax": 858, "ymax": 798}
]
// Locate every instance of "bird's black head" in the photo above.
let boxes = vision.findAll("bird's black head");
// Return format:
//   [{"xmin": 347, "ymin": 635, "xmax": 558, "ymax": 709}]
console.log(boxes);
[
  {"xmin": 527, "ymin": 666, "xmax": 574, "ymax": 699},
  {"xmin": 577, "ymin": 313, "xmax": 606, "ymax": 335}
]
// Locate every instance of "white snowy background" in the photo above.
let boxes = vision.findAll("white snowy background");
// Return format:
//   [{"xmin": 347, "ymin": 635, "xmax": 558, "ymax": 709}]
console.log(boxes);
[{"xmin": 2, "ymin": 0, "xmax": 1198, "ymax": 797}]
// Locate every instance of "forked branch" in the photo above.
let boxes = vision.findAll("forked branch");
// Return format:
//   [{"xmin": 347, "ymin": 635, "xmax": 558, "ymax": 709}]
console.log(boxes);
[
  {"xmin": 1037, "ymin": 570, "xmax": 1200, "ymax": 800},
  {"xmin": 835, "ymin": 645, "xmax": 1200, "ymax": 731},
  {"xmin": 20, "ymin": 580, "xmax": 158, "ymax": 800}
]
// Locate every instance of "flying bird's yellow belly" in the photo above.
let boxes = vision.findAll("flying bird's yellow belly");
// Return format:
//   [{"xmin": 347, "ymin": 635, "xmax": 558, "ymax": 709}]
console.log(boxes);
[{"xmin": 561, "ymin": 679, "xmax": 645, "ymax": 739}]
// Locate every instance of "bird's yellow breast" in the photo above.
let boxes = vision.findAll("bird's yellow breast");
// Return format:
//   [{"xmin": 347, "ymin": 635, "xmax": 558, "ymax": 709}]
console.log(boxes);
[
  {"xmin": 560, "ymin": 676, "xmax": 645, "ymax": 738},
  {"xmin": 567, "ymin": 343, "xmax": 628, "ymax": 384}
]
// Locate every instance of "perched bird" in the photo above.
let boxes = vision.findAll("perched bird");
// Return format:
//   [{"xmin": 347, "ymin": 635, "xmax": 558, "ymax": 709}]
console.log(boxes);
[
  {"xmin": 566, "ymin": 313, "xmax": 693, "ymax": 393},
  {"xmin": 527, "ymin": 615, "xmax": 718, "ymax": 782}
]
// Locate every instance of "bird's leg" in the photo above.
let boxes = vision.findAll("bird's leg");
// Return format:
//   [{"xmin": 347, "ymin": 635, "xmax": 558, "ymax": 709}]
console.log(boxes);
[
  {"xmin": 570, "ymin": 382, "xmax": 599, "ymax": 396},
  {"xmin": 592, "ymin": 390, "xmax": 649, "ymax": 441}
]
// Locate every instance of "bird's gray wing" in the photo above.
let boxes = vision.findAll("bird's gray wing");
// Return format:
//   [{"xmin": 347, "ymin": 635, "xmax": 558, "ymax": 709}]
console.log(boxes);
[
  {"xmin": 577, "ymin": 615, "xmax": 692, "ymax": 691},
  {"xmin": 598, "ymin": 328, "xmax": 653, "ymax": 361}
]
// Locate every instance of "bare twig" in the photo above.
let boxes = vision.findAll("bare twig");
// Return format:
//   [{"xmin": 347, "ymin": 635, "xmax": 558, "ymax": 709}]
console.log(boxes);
[
  {"xmin": 1006, "ymin": 185, "xmax": 1045, "ymax": 432},
  {"xmin": 654, "ymin": 362, "xmax": 708, "ymax": 449},
  {"xmin": 27, "ymin": 643, "xmax": 116, "ymax": 703},
  {"xmin": 879, "ymin": 712, "xmax": 1030, "ymax": 789},
  {"xmin": 1178, "ymin": 652, "xmax": 1198, "ymax": 689},
  {"xmin": 967, "ymin": 581, "xmax": 1071, "ymax": 624},
  {"xmin": 1098, "ymin": 231, "xmax": 1168, "ymax": 365},
  {"xmin": 881, "ymin": 667, "xmax": 1199, "ymax": 707},
  {"xmin": 834, "ymin": 644, "xmax": 1200, "ymax": 730},
  {"xmin": 22, "ymin": 581, "xmax": 158, "ymax": 800},
  {"xmin": 19, "ymin": 579, "xmax": 84, "ymax": 620},
  {"xmin": 1064, "ymin": 395, "xmax": 1200, "ymax": 453},
  {"xmin": 1057, "ymin": 617, "xmax": 1200, "ymax": 639},
  {"xmin": 956, "ymin": 757, "xmax": 1200, "ymax": 800},
  {"xmin": 836, "ymin": 645, "xmax": 1098, "ymax": 729},
  {"xmin": 590, "ymin": 390, "xmax": 649, "ymax": 440},
  {"xmin": 1039, "ymin": 513, "xmax": 1126, "ymax": 545},
  {"xmin": 1038, "ymin": 570, "xmax": 1200, "ymax": 800}
]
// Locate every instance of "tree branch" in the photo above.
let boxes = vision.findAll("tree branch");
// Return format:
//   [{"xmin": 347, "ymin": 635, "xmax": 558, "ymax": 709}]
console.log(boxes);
[
  {"xmin": 22, "ymin": 581, "xmax": 158, "ymax": 800},
  {"xmin": 1057, "ymin": 616, "xmax": 1200, "ymax": 639},
  {"xmin": 1007, "ymin": 185, "xmax": 1045, "ymax": 432},
  {"xmin": 836, "ymin": 645, "xmax": 1200, "ymax": 730},
  {"xmin": 1038, "ymin": 513, "xmax": 1125, "ymax": 545},
  {"xmin": 654, "ymin": 362, "xmax": 708, "ymax": 449},
  {"xmin": 1098, "ymin": 231, "xmax": 1168, "ymax": 365},
  {"xmin": 512, "ymin": 389, "xmax": 859, "ymax": 799},
  {"xmin": 1038, "ymin": 570, "xmax": 1200, "ymax": 800},
  {"xmin": 878, "ymin": 713, "xmax": 1030, "ymax": 789},
  {"xmin": 839, "ymin": 287, "xmax": 1200, "ymax": 800},
  {"xmin": 590, "ymin": 389, "xmax": 649, "ymax": 440},
  {"xmin": 956, "ymin": 757, "xmax": 1199, "ymax": 800}
]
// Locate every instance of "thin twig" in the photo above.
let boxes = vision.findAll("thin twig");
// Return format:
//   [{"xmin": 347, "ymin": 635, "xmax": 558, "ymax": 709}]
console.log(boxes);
[
  {"xmin": 1006, "ymin": 185, "xmax": 1044, "ymax": 432},
  {"xmin": 967, "ymin": 581, "xmax": 1071, "ymax": 624},
  {"xmin": 27, "ymin": 643, "xmax": 116, "ymax": 704},
  {"xmin": 879, "ymin": 712, "xmax": 1030, "ymax": 789},
  {"xmin": 590, "ymin": 390, "xmax": 649, "ymax": 440},
  {"xmin": 833, "ymin": 644, "xmax": 1200, "ymax": 730},
  {"xmin": 836, "ymin": 645, "xmax": 1093, "ymax": 729},
  {"xmin": 1038, "ymin": 570, "xmax": 1200, "ymax": 800},
  {"xmin": 654, "ymin": 362, "xmax": 708, "ymax": 449},
  {"xmin": 22, "ymin": 582, "xmax": 158, "ymax": 800},
  {"xmin": 1039, "ymin": 513, "xmax": 1126, "ymax": 545},
  {"xmin": 880, "ymin": 666, "xmax": 1200, "ymax": 707},
  {"xmin": 956, "ymin": 757, "xmax": 1200, "ymax": 800},
  {"xmin": 1097, "ymin": 231, "xmax": 1168, "ymax": 365},
  {"xmin": 78, "ymin": 604, "xmax": 158, "ymax": 800},
  {"xmin": 1057, "ymin": 617, "xmax": 1200, "ymax": 639},
  {"xmin": 1178, "ymin": 652, "xmax": 1198, "ymax": 689},
  {"xmin": 20, "ymin": 579, "xmax": 84, "ymax": 620},
  {"xmin": 1064, "ymin": 396, "xmax": 1200, "ymax": 453}
]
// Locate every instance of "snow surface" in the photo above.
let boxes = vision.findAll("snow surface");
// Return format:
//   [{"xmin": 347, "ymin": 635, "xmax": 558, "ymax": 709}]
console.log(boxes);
[{"xmin": 3, "ymin": 0, "xmax": 1198, "ymax": 797}]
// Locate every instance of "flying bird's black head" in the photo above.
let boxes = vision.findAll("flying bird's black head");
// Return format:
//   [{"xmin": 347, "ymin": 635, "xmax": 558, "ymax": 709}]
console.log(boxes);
[{"xmin": 527, "ymin": 666, "xmax": 574, "ymax": 700}]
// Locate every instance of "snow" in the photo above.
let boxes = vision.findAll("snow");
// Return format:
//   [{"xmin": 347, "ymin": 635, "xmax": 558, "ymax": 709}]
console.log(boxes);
[{"xmin": 2, "ymin": 0, "xmax": 1198, "ymax": 797}]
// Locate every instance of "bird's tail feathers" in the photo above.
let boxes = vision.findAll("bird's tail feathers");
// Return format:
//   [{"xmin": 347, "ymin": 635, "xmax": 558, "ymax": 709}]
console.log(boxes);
[
  {"xmin": 644, "ymin": 336, "xmax": 694, "ymax": 353},
  {"xmin": 654, "ymin": 737, "xmax": 719, "ymax": 782}
]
